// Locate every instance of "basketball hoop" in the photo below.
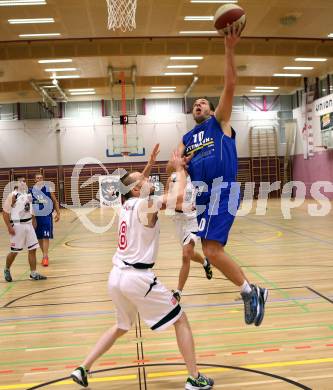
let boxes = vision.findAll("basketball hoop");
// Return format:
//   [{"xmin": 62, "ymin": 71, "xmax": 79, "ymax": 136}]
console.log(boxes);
[{"xmin": 105, "ymin": 0, "xmax": 137, "ymax": 32}]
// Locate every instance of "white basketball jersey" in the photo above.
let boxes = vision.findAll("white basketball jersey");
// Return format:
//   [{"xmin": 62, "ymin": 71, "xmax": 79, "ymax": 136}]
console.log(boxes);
[
  {"xmin": 113, "ymin": 197, "xmax": 160, "ymax": 268},
  {"xmin": 171, "ymin": 173, "xmax": 197, "ymax": 217},
  {"xmin": 10, "ymin": 191, "xmax": 33, "ymax": 223}
]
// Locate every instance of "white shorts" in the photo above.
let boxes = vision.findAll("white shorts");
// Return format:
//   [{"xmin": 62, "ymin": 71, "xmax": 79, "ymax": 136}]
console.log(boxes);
[
  {"xmin": 173, "ymin": 212, "xmax": 199, "ymax": 246},
  {"xmin": 108, "ymin": 266, "xmax": 182, "ymax": 332},
  {"xmin": 10, "ymin": 223, "xmax": 39, "ymax": 252}
]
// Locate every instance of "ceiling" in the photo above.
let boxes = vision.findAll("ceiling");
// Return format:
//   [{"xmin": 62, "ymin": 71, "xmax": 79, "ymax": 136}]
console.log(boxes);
[{"xmin": 0, "ymin": 0, "xmax": 333, "ymax": 103}]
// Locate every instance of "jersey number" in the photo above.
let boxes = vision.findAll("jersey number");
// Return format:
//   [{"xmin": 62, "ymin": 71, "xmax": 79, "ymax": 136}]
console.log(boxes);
[
  {"xmin": 193, "ymin": 131, "xmax": 204, "ymax": 143},
  {"xmin": 118, "ymin": 221, "xmax": 128, "ymax": 250}
]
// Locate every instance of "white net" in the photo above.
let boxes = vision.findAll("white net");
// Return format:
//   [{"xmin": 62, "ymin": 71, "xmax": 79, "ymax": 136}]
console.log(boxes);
[{"xmin": 106, "ymin": 0, "xmax": 137, "ymax": 32}]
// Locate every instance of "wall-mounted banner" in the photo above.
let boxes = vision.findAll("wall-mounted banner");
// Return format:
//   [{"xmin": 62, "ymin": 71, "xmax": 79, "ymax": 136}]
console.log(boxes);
[
  {"xmin": 99, "ymin": 175, "xmax": 121, "ymax": 208},
  {"xmin": 314, "ymin": 93, "xmax": 333, "ymax": 116},
  {"xmin": 321, "ymin": 112, "xmax": 333, "ymax": 131},
  {"xmin": 149, "ymin": 174, "xmax": 163, "ymax": 196}
]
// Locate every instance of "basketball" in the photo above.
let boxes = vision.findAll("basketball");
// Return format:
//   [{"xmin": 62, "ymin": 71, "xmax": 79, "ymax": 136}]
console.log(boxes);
[{"xmin": 214, "ymin": 4, "xmax": 246, "ymax": 36}]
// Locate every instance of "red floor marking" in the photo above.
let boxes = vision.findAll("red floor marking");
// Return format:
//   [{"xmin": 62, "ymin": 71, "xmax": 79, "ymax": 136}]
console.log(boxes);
[
  {"xmin": 295, "ymin": 346, "xmax": 311, "ymax": 349},
  {"xmin": 166, "ymin": 356, "xmax": 183, "ymax": 361},
  {"xmin": 65, "ymin": 365, "xmax": 78, "ymax": 369},
  {"xmin": 231, "ymin": 351, "xmax": 248, "ymax": 355},
  {"xmin": 31, "ymin": 368, "xmax": 48, "ymax": 371},
  {"xmin": 0, "ymin": 370, "xmax": 14, "ymax": 374},
  {"xmin": 98, "ymin": 362, "xmax": 117, "ymax": 366},
  {"xmin": 326, "ymin": 344, "xmax": 333, "ymax": 347},
  {"xmin": 264, "ymin": 348, "xmax": 280, "ymax": 352},
  {"xmin": 132, "ymin": 359, "xmax": 150, "ymax": 364}
]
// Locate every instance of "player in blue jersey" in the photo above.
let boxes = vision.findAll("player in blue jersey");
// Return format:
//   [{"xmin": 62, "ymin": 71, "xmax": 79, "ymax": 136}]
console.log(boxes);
[
  {"xmin": 30, "ymin": 173, "xmax": 60, "ymax": 267},
  {"xmin": 174, "ymin": 24, "xmax": 268, "ymax": 326}
]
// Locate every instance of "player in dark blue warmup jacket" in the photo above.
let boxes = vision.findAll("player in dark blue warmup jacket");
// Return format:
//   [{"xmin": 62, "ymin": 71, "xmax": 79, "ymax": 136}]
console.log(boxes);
[
  {"xmin": 30, "ymin": 173, "xmax": 60, "ymax": 267},
  {"xmin": 174, "ymin": 23, "xmax": 268, "ymax": 326}
]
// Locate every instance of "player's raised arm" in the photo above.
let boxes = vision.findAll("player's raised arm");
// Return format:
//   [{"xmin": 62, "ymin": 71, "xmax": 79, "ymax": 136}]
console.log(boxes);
[
  {"xmin": 138, "ymin": 151, "xmax": 186, "ymax": 226},
  {"xmin": 166, "ymin": 142, "xmax": 185, "ymax": 176},
  {"xmin": 142, "ymin": 143, "xmax": 160, "ymax": 178},
  {"xmin": 214, "ymin": 23, "xmax": 241, "ymax": 136}
]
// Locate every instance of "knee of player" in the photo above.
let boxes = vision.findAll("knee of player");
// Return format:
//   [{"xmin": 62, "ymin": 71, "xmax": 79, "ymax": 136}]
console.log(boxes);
[
  {"xmin": 183, "ymin": 246, "xmax": 194, "ymax": 261},
  {"xmin": 182, "ymin": 253, "xmax": 191, "ymax": 264},
  {"xmin": 203, "ymin": 244, "xmax": 221, "ymax": 260},
  {"xmin": 115, "ymin": 327, "xmax": 129, "ymax": 337}
]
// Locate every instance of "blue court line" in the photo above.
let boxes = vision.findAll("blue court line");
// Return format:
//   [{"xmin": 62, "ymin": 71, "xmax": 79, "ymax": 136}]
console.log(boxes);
[
  {"xmin": 0, "ymin": 295, "xmax": 326, "ymax": 323},
  {"xmin": 244, "ymin": 215, "xmax": 333, "ymax": 247}
]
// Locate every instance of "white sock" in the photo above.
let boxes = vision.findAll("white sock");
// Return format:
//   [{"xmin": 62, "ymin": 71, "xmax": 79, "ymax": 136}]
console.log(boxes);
[
  {"xmin": 240, "ymin": 280, "xmax": 252, "ymax": 294},
  {"xmin": 203, "ymin": 258, "xmax": 208, "ymax": 267},
  {"xmin": 30, "ymin": 271, "xmax": 37, "ymax": 277}
]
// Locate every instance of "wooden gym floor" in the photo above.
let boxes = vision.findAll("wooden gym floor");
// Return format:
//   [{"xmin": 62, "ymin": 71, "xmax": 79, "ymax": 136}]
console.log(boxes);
[{"xmin": 0, "ymin": 199, "xmax": 332, "ymax": 390}]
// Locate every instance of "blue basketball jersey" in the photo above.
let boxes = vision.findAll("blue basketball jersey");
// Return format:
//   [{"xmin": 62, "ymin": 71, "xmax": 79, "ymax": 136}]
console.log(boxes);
[
  {"xmin": 30, "ymin": 185, "xmax": 54, "ymax": 220},
  {"xmin": 183, "ymin": 115, "xmax": 238, "ymax": 203}
]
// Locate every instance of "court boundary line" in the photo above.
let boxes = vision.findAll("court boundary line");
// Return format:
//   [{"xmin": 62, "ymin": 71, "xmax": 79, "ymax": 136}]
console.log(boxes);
[
  {"xmin": 23, "ymin": 362, "xmax": 312, "ymax": 390},
  {"xmin": 306, "ymin": 286, "xmax": 333, "ymax": 304}
]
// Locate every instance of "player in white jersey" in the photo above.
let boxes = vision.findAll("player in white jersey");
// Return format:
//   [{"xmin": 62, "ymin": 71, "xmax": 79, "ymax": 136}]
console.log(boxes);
[
  {"xmin": 71, "ymin": 151, "xmax": 214, "ymax": 390},
  {"xmin": 167, "ymin": 171, "xmax": 213, "ymax": 301},
  {"xmin": 2, "ymin": 177, "xmax": 47, "ymax": 282}
]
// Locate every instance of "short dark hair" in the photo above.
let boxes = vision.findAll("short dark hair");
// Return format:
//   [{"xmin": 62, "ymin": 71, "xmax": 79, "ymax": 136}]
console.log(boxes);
[
  {"xmin": 208, "ymin": 100, "xmax": 215, "ymax": 112},
  {"xmin": 120, "ymin": 172, "xmax": 135, "ymax": 201},
  {"xmin": 192, "ymin": 98, "xmax": 215, "ymax": 112},
  {"xmin": 35, "ymin": 172, "xmax": 43, "ymax": 178}
]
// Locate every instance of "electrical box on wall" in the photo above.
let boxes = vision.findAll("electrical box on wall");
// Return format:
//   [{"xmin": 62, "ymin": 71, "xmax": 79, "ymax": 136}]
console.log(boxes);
[{"xmin": 320, "ymin": 112, "xmax": 333, "ymax": 149}]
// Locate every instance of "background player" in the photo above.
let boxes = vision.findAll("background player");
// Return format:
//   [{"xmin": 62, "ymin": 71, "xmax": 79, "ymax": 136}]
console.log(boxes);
[
  {"xmin": 174, "ymin": 24, "xmax": 268, "ymax": 327},
  {"xmin": 71, "ymin": 151, "xmax": 214, "ymax": 390},
  {"xmin": 30, "ymin": 172, "xmax": 60, "ymax": 267},
  {"xmin": 165, "ymin": 168, "xmax": 213, "ymax": 302},
  {"xmin": 3, "ymin": 177, "xmax": 47, "ymax": 282}
]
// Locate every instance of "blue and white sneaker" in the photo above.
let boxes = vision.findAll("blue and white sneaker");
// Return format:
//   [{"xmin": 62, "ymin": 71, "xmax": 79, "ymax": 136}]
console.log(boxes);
[
  {"xmin": 185, "ymin": 373, "xmax": 214, "ymax": 389},
  {"xmin": 255, "ymin": 286, "xmax": 268, "ymax": 327},
  {"xmin": 241, "ymin": 284, "xmax": 261, "ymax": 325},
  {"xmin": 71, "ymin": 366, "xmax": 89, "ymax": 387}
]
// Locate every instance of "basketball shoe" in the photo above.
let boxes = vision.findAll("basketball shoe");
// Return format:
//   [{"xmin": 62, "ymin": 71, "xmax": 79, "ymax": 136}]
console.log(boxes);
[
  {"xmin": 241, "ymin": 284, "xmax": 267, "ymax": 325},
  {"xmin": 71, "ymin": 366, "xmax": 89, "ymax": 387},
  {"xmin": 30, "ymin": 272, "xmax": 47, "ymax": 281},
  {"xmin": 185, "ymin": 373, "xmax": 214, "ymax": 389},
  {"xmin": 4, "ymin": 268, "xmax": 12, "ymax": 282},
  {"xmin": 41, "ymin": 256, "xmax": 49, "ymax": 267},
  {"xmin": 255, "ymin": 286, "xmax": 268, "ymax": 327},
  {"xmin": 203, "ymin": 258, "xmax": 213, "ymax": 280}
]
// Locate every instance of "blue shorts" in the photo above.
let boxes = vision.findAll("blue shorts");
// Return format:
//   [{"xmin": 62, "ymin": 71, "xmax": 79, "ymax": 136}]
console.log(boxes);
[
  {"xmin": 196, "ymin": 186, "xmax": 240, "ymax": 246},
  {"xmin": 35, "ymin": 216, "xmax": 53, "ymax": 240}
]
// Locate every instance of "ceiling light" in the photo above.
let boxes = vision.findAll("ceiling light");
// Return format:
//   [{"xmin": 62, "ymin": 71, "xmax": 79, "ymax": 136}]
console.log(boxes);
[
  {"xmin": 39, "ymin": 59, "xmax": 72, "ymax": 64},
  {"xmin": 45, "ymin": 68, "xmax": 77, "ymax": 72},
  {"xmin": 19, "ymin": 33, "xmax": 60, "ymax": 38},
  {"xmin": 9, "ymin": 18, "xmax": 54, "ymax": 24},
  {"xmin": 150, "ymin": 90, "xmax": 176, "ymax": 93},
  {"xmin": 284, "ymin": 66, "xmax": 314, "ymax": 70},
  {"xmin": 328, "ymin": 33, "xmax": 333, "ymax": 38},
  {"xmin": 184, "ymin": 16, "xmax": 214, "ymax": 21},
  {"xmin": 50, "ymin": 75, "xmax": 80, "ymax": 79},
  {"xmin": 190, "ymin": 1, "xmax": 237, "ymax": 3},
  {"xmin": 151, "ymin": 86, "xmax": 176, "ymax": 89},
  {"xmin": 164, "ymin": 72, "xmax": 194, "ymax": 76},
  {"xmin": 255, "ymin": 86, "xmax": 280, "ymax": 90},
  {"xmin": 179, "ymin": 31, "xmax": 217, "ymax": 35},
  {"xmin": 42, "ymin": 85, "xmax": 57, "ymax": 88},
  {"xmin": 273, "ymin": 73, "xmax": 302, "ymax": 77},
  {"xmin": 0, "ymin": 0, "xmax": 46, "ymax": 5},
  {"xmin": 170, "ymin": 56, "xmax": 203, "ymax": 60},
  {"xmin": 70, "ymin": 92, "xmax": 96, "ymax": 95},
  {"xmin": 167, "ymin": 65, "xmax": 198, "ymax": 69},
  {"xmin": 295, "ymin": 58, "xmax": 327, "ymax": 62},
  {"xmin": 251, "ymin": 89, "xmax": 274, "ymax": 93},
  {"xmin": 68, "ymin": 88, "xmax": 95, "ymax": 92}
]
